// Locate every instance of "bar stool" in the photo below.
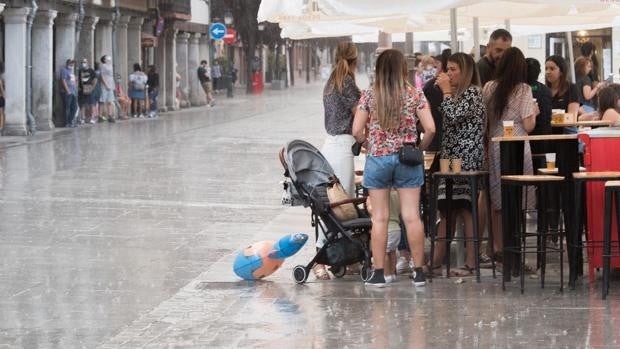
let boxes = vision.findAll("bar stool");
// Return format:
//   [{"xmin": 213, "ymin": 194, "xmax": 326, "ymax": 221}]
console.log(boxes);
[
  {"xmin": 602, "ymin": 181, "xmax": 620, "ymax": 299},
  {"xmin": 501, "ymin": 175, "xmax": 565, "ymax": 293},
  {"xmin": 571, "ymin": 171, "xmax": 620, "ymax": 289},
  {"xmin": 429, "ymin": 171, "xmax": 495, "ymax": 283}
]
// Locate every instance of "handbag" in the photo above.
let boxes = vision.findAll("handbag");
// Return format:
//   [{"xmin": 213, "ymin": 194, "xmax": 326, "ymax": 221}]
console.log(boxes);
[
  {"xmin": 326, "ymin": 176, "xmax": 358, "ymax": 221},
  {"xmin": 398, "ymin": 143, "xmax": 423, "ymax": 166},
  {"xmin": 351, "ymin": 142, "xmax": 363, "ymax": 156}
]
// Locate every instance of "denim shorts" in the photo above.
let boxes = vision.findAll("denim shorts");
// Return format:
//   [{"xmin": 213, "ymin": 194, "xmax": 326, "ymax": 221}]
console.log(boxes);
[{"xmin": 363, "ymin": 154, "xmax": 424, "ymax": 189}]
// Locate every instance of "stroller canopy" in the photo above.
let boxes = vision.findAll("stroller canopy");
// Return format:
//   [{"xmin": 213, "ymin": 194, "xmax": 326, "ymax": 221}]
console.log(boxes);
[{"xmin": 284, "ymin": 140, "xmax": 334, "ymax": 190}]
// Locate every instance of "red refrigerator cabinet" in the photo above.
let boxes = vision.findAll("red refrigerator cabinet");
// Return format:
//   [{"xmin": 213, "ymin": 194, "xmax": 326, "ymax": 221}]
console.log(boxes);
[{"xmin": 578, "ymin": 128, "xmax": 620, "ymax": 280}]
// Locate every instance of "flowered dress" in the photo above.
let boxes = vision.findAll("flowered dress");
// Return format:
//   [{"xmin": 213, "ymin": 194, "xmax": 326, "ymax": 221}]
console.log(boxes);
[
  {"xmin": 483, "ymin": 82, "xmax": 535, "ymax": 210},
  {"xmin": 358, "ymin": 86, "xmax": 428, "ymax": 157},
  {"xmin": 437, "ymin": 86, "xmax": 485, "ymax": 201}
]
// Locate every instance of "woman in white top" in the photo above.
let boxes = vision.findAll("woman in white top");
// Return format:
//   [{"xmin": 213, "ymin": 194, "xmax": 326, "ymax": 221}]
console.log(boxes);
[{"xmin": 128, "ymin": 63, "xmax": 148, "ymax": 118}]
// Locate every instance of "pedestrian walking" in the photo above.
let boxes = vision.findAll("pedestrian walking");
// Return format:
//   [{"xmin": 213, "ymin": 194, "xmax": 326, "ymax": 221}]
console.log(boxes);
[
  {"xmin": 78, "ymin": 58, "xmax": 97, "ymax": 124},
  {"xmin": 212, "ymin": 61, "xmax": 222, "ymax": 93},
  {"xmin": 353, "ymin": 49, "xmax": 435, "ymax": 287},
  {"xmin": 197, "ymin": 60, "xmax": 214, "ymax": 106},
  {"xmin": 147, "ymin": 65, "xmax": 159, "ymax": 117},
  {"xmin": 99, "ymin": 55, "xmax": 116, "ymax": 123},
  {"xmin": 59, "ymin": 59, "xmax": 78, "ymax": 128},
  {"xmin": 128, "ymin": 63, "xmax": 148, "ymax": 118}
]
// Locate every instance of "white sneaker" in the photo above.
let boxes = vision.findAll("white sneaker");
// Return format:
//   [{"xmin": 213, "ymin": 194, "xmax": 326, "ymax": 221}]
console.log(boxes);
[
  {"xmin": 396, "ymin": 256, "xmax": 411, "ymax": 274},
  {"xmin": 385, "ymin": 274, "xmax": 396, "ymax": 283}
]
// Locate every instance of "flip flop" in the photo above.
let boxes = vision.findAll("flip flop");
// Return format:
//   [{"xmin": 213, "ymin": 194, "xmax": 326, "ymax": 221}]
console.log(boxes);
[
  {"xmin": 422, "ymin": 263, "xmax": 442, "ymax": 277},
  {"xmin": 449, "ymin": 265, "xmax": 475, "ymax": 277}
]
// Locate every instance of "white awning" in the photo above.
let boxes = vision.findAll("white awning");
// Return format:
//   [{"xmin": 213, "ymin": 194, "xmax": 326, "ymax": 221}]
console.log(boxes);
[{"xmin": 258, "ymin": 0, "xmax": 620, "ymax": 39}]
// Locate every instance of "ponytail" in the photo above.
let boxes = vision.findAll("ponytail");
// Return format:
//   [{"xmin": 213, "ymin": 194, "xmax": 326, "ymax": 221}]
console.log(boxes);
[{"xmin": 326, "ymin": 42, "xmax": 357, "ymax": 94}]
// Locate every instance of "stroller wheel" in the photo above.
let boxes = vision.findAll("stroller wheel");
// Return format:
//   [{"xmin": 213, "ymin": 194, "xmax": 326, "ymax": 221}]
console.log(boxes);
[
  {"xmin": 293, "ymin": 265, "xmax": 308, "ymax": 284},
  {"xmin": 360, "ymin": 265, "xmax": 372, "ymax": 282},
  {"xmin": 330, "ymin": 265, "xmax": 346, "ymax": 278}
]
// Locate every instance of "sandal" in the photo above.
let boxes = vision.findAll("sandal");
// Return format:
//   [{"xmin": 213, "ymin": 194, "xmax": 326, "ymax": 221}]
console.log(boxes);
[
  {"xmin": 312, "ymin": 264, "xmax": 330, "ymax": 280},
  {"xmin": 421, "ymin": 263, "xmax": 442, "ymax": 277},
  {"xmin": 449, "ymin": 265, "xmax": 475, "ymax": 277},
  {"xmin": 479, "ymin": 253, "xmax": 493, "ymax": 268}
]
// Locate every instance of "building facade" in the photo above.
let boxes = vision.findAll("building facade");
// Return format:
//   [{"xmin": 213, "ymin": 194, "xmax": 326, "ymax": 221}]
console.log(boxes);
[{"xmin": 0, "ymin": 0, "xmax": 210, "ymax": 136}]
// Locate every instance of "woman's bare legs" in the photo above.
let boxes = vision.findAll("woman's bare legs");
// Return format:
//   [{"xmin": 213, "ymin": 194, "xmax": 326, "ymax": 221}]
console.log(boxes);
[
  {"xmin": 368, "ymin": 188, "xmax": 390, "ymax": 269},
  {"xmin": 397, "ymin": 188, "xmax": 424, "ymax": 268},
  {"xmin": 492, "ymin": 209, "xmax": 503, "ymax": 254},
  {"xmin": 459, "ymin": 208, "xmax": 477, "ymax": 268}
]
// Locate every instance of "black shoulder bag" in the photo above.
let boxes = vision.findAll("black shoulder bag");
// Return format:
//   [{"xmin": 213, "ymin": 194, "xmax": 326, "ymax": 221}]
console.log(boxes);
[{"xmin": 398, "ymin": 143, "xmax": 423, "ymax": 166}]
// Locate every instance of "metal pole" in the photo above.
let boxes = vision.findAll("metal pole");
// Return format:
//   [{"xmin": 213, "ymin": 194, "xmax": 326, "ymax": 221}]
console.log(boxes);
[
  {"xmin": 504, "ymin": 19, "xmax": 511, "ymax": 32},
  {"xmin": 566, "ymin": 31, "xmax": 576, "ymax": 83},
  {"xmin": 473, "ymin": 17, "xmax": 480, "ymax": 61},
  {"xmin": 450, "ymin": 8, "xmax": 458, "ymax": 52}
]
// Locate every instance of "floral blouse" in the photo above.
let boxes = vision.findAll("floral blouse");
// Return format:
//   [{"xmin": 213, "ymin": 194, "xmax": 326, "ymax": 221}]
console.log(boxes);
[
  {"xmin": 437, "ymin": 86, "xmax": 485, "ymax": 201},
  {"xmin": 358, "ymin": 86, "xmax": 428, "ymax": 157}
]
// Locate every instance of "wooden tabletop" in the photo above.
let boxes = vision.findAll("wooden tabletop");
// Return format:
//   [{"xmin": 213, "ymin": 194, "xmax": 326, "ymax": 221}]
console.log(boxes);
[
  {"xmin": 551, "ymin": 120, "xmax": 613, "ymax": 127},
  {"xmin": 538, "ymin": 167, "xmax": 585, "ymax": 175},
  {"xmin": 433, "ymin": 170, "xmax": 489, "ymax": 177},
  {"xmin": 573, "ymin": 171, "xmax": 620, "ymax": 180},
  {"xmin": 491, "ymin": 134, "xmax": 578, "ymax": 142}
]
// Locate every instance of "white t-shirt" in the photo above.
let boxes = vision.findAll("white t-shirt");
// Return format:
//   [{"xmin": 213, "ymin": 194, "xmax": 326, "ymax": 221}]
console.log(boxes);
[
  {"xmin": 100, "ymin": 63, "xmax": 114, "ymax": 89},
  {"xmin": 129, "ymin": 72, "xmax": 148, "ymax": 90}
]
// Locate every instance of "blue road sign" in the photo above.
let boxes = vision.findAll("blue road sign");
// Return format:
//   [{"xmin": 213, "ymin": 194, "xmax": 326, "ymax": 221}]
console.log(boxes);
[{"xmin": 210, "ymin": 23, "xmax": 226, "ymax": 40}]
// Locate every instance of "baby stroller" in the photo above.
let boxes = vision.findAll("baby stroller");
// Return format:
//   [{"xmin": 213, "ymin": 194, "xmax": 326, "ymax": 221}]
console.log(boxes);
[{"xmin": 279, "ymin": 140, "xmax": 373, "ymax": 284}]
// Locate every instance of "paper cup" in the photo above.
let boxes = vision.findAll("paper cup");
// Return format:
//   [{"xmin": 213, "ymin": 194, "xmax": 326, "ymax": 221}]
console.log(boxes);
[
  {"xmin": 503, "ymin": 120, "xmax": 515, "ymax": 137},
  {"xmin": 439, "ymin": 158, "xmax": 451, "ymax": 173},
  {"xmin": 563, "ymin": 113, "xmax": 575, "ymax": 123},
  {"xmin": 451, "ymin": 159, "xmax": 462, "ymax": 173},
  {"xmin": 545, "ymin": 153, "xmax": 556, "ymax": 169}
]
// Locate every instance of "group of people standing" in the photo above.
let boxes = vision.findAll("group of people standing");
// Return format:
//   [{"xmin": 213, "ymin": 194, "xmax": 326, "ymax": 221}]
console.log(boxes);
[
  {"xmin": 318, "ymin": 29, "xmax": 620, "ymax": 287},
  {"xmin": 59, "ymin": 56, "xmax": 160, "ymax": 128}
]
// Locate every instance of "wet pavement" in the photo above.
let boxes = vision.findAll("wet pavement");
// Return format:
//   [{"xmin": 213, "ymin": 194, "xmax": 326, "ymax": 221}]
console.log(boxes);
[{"xmin": 0, "ymin": 80, "xmax": 619, "ymax": 349}]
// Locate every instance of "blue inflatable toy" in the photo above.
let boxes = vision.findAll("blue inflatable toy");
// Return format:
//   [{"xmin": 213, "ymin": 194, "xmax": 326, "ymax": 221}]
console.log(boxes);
[{"xmin": 233, "ymin": 233, "xmax": 308, "ymax": 280}]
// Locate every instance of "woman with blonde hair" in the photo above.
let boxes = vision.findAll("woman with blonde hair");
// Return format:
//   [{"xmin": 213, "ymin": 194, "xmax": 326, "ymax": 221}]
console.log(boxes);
[
  {"xmin": 575, "ymin": 56, "xmax": 603, "ymax": 113},
  {"xmin": 353, "ymin": 49, "xmax": 435, "ymax": 287},
  {"xmin": 315, "ymin": 41, "xmax": 361, "ymax": 280}
]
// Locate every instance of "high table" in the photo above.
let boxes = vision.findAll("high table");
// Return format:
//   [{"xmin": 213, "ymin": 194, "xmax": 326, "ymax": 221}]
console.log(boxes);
[
  {"xmin": 491, "ymin": 134, "xmax": 579, "ymax": 284},
  {"xmin": 551, "ymin": 120, "xmax": 613, "ymax": 128}
]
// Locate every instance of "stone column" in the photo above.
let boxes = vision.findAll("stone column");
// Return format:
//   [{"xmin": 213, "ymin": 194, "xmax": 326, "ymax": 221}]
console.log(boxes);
[
  {"xmin": 176, "ymin": 32, "xmax": 190, "ymax": 108},
  {"xmin": 164, "ymin": 26, "xmax": 178, "ymax": 111},
  {"xmin": 199, "ymin": 34, "xmax": 209, "ymax": 65},
  {"xmin": 3, "ymin": 7, "xmax": 30, "ymax": 135},
  {"xmin": 78, "ymin": 16, "xmax": 98, "ymax": 64},
  {"xmin": 53, "ymin": 13, "xmax": 77, "ymax": 127},
  {"xmin": 95, "ymin": 19, "xmax": 113, "ymax": 63},
  {"xmin": 155, "ymin": 36, "xmax": 167, "ymax": 112},
  {"xmin": 127, "ymin": 17, "xmax": 143, "ymax": 71},
  {"xmin": 189, "ymin": 33, "xmax": 205, "ymax": 106},
  {"xmin": 32, "ymin": 10, "xmax": 57, "ymax": 131},
  {"xmin": 115, "ymin": 15, "xmax": 130, "ymax": 92}
]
